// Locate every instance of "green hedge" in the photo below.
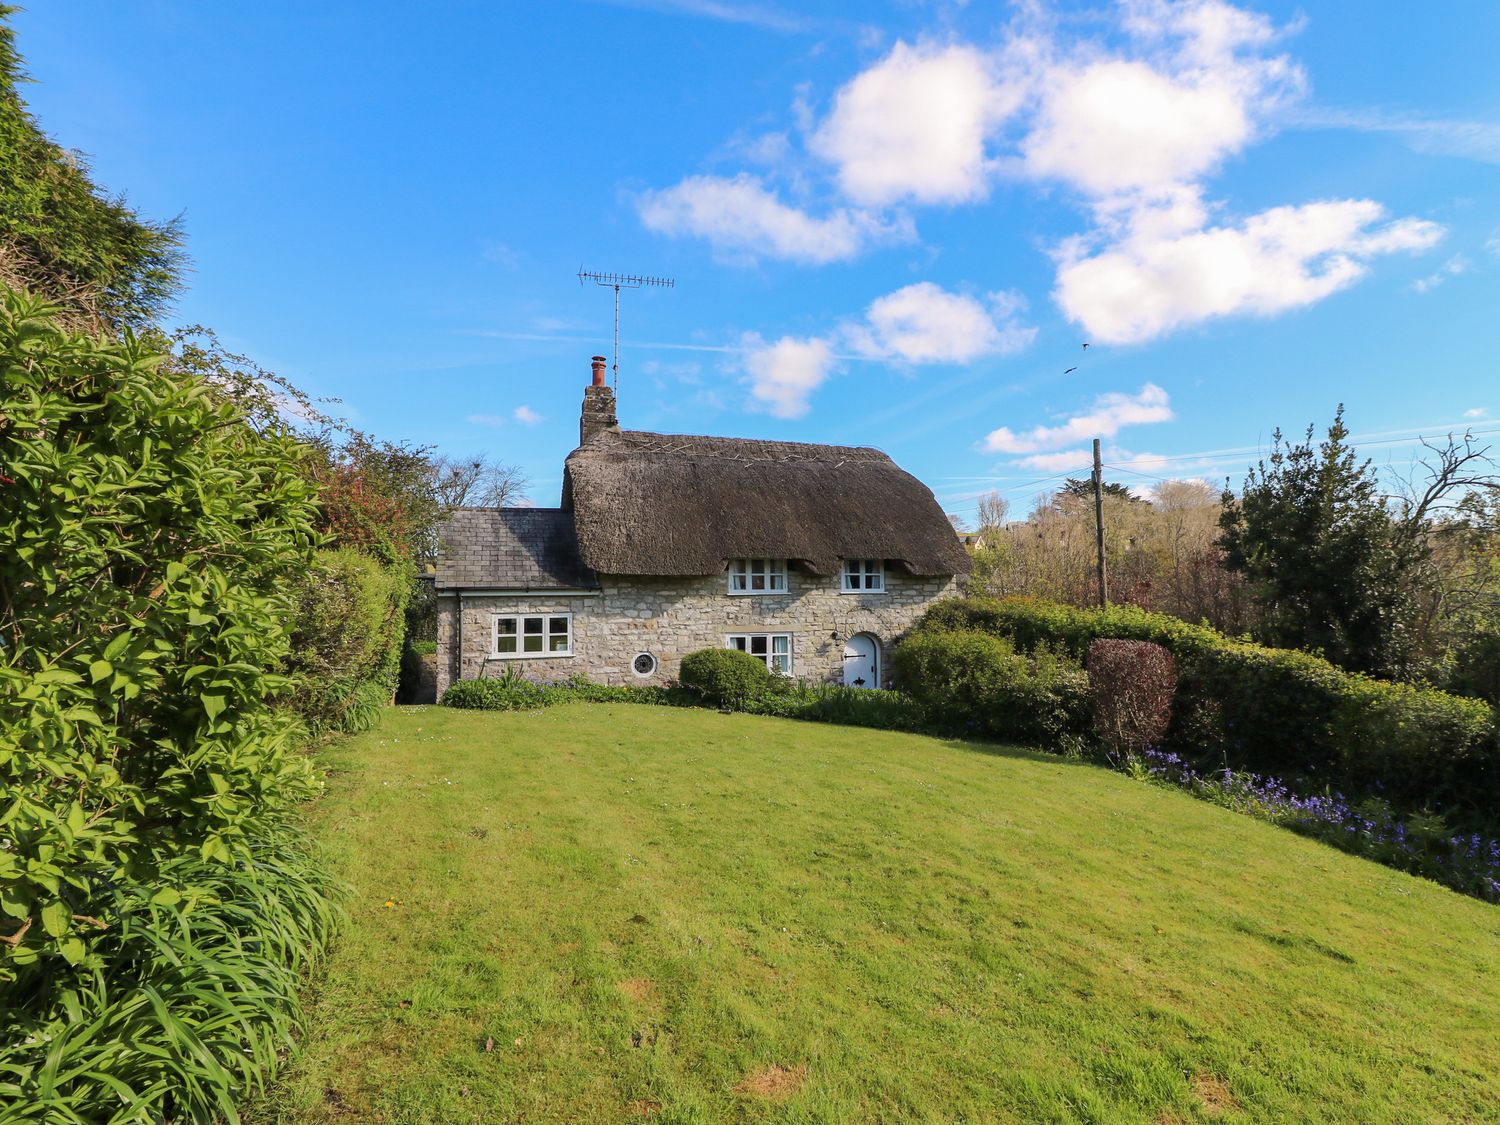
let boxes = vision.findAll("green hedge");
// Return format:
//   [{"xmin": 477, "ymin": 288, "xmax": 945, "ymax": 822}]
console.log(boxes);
[
  {"xmin": 285, "ymin": 547, "xmax": 410, "ymax": 734},
  {"xmin": 441, "ymin": 675, "xmax": 686, "ymax": 711},
  {"xmin": 891, "ymin": 629, "xmax": 1090, "ymax": 745},
  {"xmin": 916, "ymin": 597, "xmax": 1499, "ymax": 820}
]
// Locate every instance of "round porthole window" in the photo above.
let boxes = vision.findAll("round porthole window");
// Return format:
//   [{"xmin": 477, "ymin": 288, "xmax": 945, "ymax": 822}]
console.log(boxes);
[{"xmin": 632, "ymin": 652, "xmax": 658, "ymax": 677}]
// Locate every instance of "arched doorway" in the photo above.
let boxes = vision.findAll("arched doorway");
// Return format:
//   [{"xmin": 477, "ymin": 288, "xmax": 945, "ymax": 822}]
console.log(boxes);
[{"xmin": 842, "ymin": 633, "xmax": 879, "ymax": 689}]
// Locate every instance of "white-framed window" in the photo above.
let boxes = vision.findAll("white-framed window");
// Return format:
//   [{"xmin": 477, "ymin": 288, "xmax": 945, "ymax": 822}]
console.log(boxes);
[
  {"xmin": 727, "ymin": 633, "xmax": 792, "ymax": 676},
  {"xmin": 841, "ymin": 559, "xmax": 885, "ymax": 593},
  {"xmin": 492, "ymin": 613, "xmax": 573, "ymax": 658},
  {"xmin": 727, "ymin": 558, "xmax": 788, "ymax": 595}
]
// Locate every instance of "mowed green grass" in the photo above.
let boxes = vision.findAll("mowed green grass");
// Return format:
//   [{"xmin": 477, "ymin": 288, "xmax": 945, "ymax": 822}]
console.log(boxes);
[{"xmin": 258, "ymin": 705, "xmax": 1500, "ymax": 1123}]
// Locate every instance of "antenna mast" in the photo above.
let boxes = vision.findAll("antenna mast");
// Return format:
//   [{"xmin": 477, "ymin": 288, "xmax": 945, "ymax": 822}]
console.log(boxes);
[{"xmin": 577, "ymin": 269, "xmax": 675, "ymax": 391}]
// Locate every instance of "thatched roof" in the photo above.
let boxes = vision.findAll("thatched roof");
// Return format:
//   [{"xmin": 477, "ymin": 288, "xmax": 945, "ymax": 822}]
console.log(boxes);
[
  {"xmin": 434, "ymin": 508, "xmax": 598, "ymax": 591},
  {"xmin": 562, "ymin": 429, "xmax": 970, "ymax": 577}
]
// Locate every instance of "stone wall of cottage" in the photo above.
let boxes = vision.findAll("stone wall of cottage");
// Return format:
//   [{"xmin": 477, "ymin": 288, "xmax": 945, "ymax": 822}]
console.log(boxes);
[{"xmin": 434, "ymin": 568, "xmax": 957, "ymax": 696}]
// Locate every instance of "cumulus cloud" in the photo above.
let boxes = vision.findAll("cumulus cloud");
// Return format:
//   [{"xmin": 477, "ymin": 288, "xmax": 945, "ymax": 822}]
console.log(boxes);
[
  {"xmin": 844, "ymin": 282, "xmax": 1036, "ymax": 363},
  {"xmin": 810, "ymin": 42, "xmax": 1023, "ymax": 206},
  {"xmin": 513, "ymin": 405, "xmax": 543, "ymax": 425},
  {"xmin": 1464, "ymin": 407, "xmax": 1489, "ymax": 419},
  {"xmin": 741, "ymin": 333, "xmax": 837, "ymax": 418},
  {"xmin": 1055, "ymin": 199, "xmax": 1443, "ymax": 344},
  {"xmin": 636, "ymin": 174, "xmax": 912, "ymax": 264},
  {"xmin": 980, "ymin": 384, "xmax": 1174, "ymax": 455}
]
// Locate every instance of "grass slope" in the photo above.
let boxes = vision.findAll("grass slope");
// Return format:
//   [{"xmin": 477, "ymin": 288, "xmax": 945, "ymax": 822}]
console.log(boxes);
[{"xmin": 259, "ymin": 705, "xmax": 1500, "ymax": 1123}]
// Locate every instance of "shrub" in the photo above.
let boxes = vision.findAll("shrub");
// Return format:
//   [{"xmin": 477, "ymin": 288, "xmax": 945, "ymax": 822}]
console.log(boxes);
[
  {"xmin": 441, "ymin": 673, "xmax": 549, "ymax": 711},
  {"xmin": 1087, "ymin": 640, "xmax": 1177, "ymax": 760},
  {"xmin": 285, "ymin": 547, "xmax": 409, "ymax": 733},
  {"xmin": 0, "ymin": 825, "xmax": 340, "ymax": 1119},
  {"xmin": 679, "ymin": 648, "xmax": 772, "ymax": 707},
  {"xmin": 0, "ymin": 290, "xmax": 322, "ymax": 980},
  {"xmin": 916, "ymin": 596, "xmax": 1498, "ymax": 823},
  {"xmin": 891, "ymin": 630, "xmax": 1089, "ymax": 744}
]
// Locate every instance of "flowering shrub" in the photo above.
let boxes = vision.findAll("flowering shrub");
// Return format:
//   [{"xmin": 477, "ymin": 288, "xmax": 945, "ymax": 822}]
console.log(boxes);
[
  {"xmin": 1139, "ymin": 749, "xmax": 1500, "ymax": 903},
  {"xmin": 1087, "ymin": 639, "xmax": 1176, "ymax": 760}
]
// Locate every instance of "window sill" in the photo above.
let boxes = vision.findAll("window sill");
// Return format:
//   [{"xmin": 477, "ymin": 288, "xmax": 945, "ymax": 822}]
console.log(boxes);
[
  {"xmin": 839, "ymin": 588, "xmax": 886, "ymax": 595},
  {"xmin": 488, "ymin": 651, "xmax": 575, "ymax": 660},
  {"xmin": 726, "ymin": 590, "xmax": 789, "ymax": 597}
]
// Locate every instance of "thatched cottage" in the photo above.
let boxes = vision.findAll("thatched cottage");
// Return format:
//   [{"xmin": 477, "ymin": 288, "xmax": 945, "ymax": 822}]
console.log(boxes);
[{"xmin": 433, "ymin": 356, "xmax": 969, "ymax": 695}]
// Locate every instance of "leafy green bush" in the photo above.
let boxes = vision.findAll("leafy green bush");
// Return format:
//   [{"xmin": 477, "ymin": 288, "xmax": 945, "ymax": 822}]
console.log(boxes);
[
  {"xmin": 441, "ymin": 673, "xmax": 549, "ymax": 711},
  {"xmin": 891, "ymin": 629, "xmax": 1090, "ymax": 744},
  {"xmin": 409, "ymin": 640, "xmax": 437, "ymax": 656},
  {"xmin": 679, "ymin": 648, "xmax": 773, "ymax": 707},
  {"xmin": 0, "ymin": 289, "xmax": 323, "ymax": 980},
  {"xmin": 917, "ymin": 596, "xmax": 1498, "ymax": 821},
  {"xmin": 285, "ymin": 547, "xmax": 409, "ymax": 734},
  {"xmin": 0, "ymin": 825, "xmax": 340, "ymax": 1121}
]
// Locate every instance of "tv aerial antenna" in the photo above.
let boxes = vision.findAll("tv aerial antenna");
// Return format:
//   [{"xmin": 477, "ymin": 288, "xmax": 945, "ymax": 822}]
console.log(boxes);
[{"xmin": 577, "ymin": 268, "xmax": 674, "ymax": 391}]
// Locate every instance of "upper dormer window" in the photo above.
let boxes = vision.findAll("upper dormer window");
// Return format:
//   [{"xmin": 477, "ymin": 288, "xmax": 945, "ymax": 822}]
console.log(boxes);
[
  {"xmin": 841, "ymin": 559, "xmax": 885, "ymax": 593},
  {"xmin": 728, "ymin": 558, "xmax": 787, "ymax": 594}
]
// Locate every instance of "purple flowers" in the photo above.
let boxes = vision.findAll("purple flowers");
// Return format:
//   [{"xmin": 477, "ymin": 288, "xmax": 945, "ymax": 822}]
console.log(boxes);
[{"xmin": 1139, "ymin": 748, "xmax": 1500, "ymax": 904}]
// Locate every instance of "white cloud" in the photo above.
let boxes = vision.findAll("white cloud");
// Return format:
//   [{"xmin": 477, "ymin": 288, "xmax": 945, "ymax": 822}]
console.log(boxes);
[
  {"xmin": 844, "ymin": 282, "xmax": 1036, "ymax": 363},
  {"xmin": 636, "ymin": 174, "xmax": 912, "ymax": 264},
  {"xmin": 1412, "ymin": 254, "xmax": 1469, "ymax": 293},
  {"xmin": 1464, "ymin": 407, "xmax": 1488, "ymax": 419},
  {"xmin": 513, "ymin": 405, "xmax": 543, "ymax": 425},
  {"xmin": 467, "ymin": 413, "xmax": 508, "ymax": 427},
  {"xmin": 1055, "ymin": 199, "xmax": 1444, "ymax": 344},
  {"xmin": 1009, "ymin": 449, "xmax": 1098, "ymax": 472},
  {"xmin": 810, "ymin": 41, "xmax": 1022, "ymax": 206},
  {"xmin": 1487, "ymin": 228, "xmax": 1500, "ymax": 257},
  {"xmin": 741, "ymin": 333, "xmax": 837, "ymax": 418},
  {"xmin": 981, "ymin": 383, "xmax": 1174, "ymax": 455}
]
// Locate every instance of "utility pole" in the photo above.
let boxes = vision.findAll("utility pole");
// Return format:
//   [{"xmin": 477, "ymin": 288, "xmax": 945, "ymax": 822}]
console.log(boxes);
[{"xmin": 1092, "ymin": 437, "xmax": 1109, "ymax": 607}]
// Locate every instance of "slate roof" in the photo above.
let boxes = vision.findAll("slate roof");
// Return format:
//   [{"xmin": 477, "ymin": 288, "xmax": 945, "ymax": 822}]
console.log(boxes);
[
  {"xmin": 561, "ymin": 429, "xmax": 971, "ymax": 578},
  {"xmin": 433, "ymin": 508, "xmax": 598, "ymax": 591}
]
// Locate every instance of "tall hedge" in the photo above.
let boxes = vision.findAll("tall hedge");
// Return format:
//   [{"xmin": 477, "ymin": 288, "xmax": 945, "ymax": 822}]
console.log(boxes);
[
  {"xmin": 915, "ymin": 597, "xmax": 1498, "ymax": 822},
  {"xmin": 0, "ymin": 289, "xmax": 320, "ymax": 978},
  {"xmin": 286, "ymin": 547, "xmax": 409, "ymax": 734}
]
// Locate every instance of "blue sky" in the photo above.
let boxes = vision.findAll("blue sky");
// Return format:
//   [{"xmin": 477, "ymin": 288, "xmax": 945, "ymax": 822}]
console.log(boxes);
[{"xmin": 12, "ymin": 1, "xmax": 1500, "ymax": 518}]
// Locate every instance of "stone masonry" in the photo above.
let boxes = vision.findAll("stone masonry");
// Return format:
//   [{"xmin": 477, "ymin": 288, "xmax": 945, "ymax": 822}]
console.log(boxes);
[{"xmin": 434, "ymin": 567, "xmax": 956, "ymax": 696}]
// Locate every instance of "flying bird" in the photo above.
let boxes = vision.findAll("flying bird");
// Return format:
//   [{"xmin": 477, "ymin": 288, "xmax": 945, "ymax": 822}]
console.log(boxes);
[
  {"xmin": 1064, "ymin": 366, "xmax": 1078, "ymax": 374},
  {"xmin": 1081, "ymin": 342, "xmax": 1090, "ymax": 350}
]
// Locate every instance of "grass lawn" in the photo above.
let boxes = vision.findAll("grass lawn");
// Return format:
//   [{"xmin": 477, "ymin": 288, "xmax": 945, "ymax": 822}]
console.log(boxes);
[{"xmin": 256, "ymin": 705, "xmax": 1500, "ymax": 1123}]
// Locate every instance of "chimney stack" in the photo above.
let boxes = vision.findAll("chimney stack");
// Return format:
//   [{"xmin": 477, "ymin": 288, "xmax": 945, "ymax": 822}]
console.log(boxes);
[{"xmin": 580, "ymin": 354, "xmax": 618, "ymax": 445}]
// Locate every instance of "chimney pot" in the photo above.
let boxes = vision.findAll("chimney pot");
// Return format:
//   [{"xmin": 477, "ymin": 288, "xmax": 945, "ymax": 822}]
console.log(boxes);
[{"xmin": 590, "ymin": 355, "xmax": 607, "ymax": 387}]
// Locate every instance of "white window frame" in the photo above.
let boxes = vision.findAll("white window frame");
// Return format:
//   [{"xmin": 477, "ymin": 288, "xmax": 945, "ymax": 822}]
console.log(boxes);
[
  {"xmin": 840, "ymin": 559, "xmax": 885, "ymax": 593},
  {"xmin": 727, "ymin": 558, "xmax": 788, "ymax": 595},
  {"xmin": 726, "ymin": 633, "xmax": 793, "ymax": 676},
  {"xmin": 491, "ymin": 612, "xmax": 574, "ymax": 659}
]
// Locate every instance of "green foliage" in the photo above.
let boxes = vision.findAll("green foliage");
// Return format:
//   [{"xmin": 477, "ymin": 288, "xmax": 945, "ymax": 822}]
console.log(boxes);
[
  {"xmin": 891, "ymin": 629, "xmax": 1090, "ymax": 744},
  {"xmin": 919, "ymin": 596, "xmax": 1499, "ymax": 823},
  {"xmin": 0, "ymin": 288, "xmax": 320, "ymax": 977},
  {"xmin": 441, "ymin": 672, "xmax": 686, "ymax": 712},
  {"xmin": 0, "ymin": 10, "xmax": 183, "ymax": 329},
  {"xmin": 285, "ymin": 548, "xmax": 409, "ymax": 734},
  {"xmin": 678, "ymin": 648, "xmax": 773, "ymax": 707},
  {"xmin": 0, "ymin": 825, "xmax": 340, "ymax": 1122},
  {"xmin": 409, "ymin": 640, "xmax": 437, "ymax": 656},
  {"xmin": 1218, "ymin": 407, "xmax": 1424, "ymax": 679}
]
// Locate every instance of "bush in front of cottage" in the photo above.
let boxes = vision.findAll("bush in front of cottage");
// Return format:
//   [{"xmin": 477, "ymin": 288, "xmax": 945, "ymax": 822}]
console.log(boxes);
[{"xmin": 678, "ymin": 648, "xmax": 773, "ymax": 708}]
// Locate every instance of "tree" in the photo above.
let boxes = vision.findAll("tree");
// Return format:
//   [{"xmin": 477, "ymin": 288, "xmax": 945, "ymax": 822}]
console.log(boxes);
[
  {"xmin": 0, "ymin": 8, "xmax": 183, "ymax": 330},
  {"xmin": 430, "ymin": 454, "xmax": 529, "ymax": 509},
  {"xmin": 974, "ymin": 491, "xmax": 1010, "ymax": 534},
  {"xmin": 1218, "ymin": 407, "xmax": 1421, "ymax": 678}
]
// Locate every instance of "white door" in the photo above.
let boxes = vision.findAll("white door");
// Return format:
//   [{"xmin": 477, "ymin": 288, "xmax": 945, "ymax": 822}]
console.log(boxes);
[{"xmin": 842, "ymin": 633, "xmax": 879, "ymax": 689}]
